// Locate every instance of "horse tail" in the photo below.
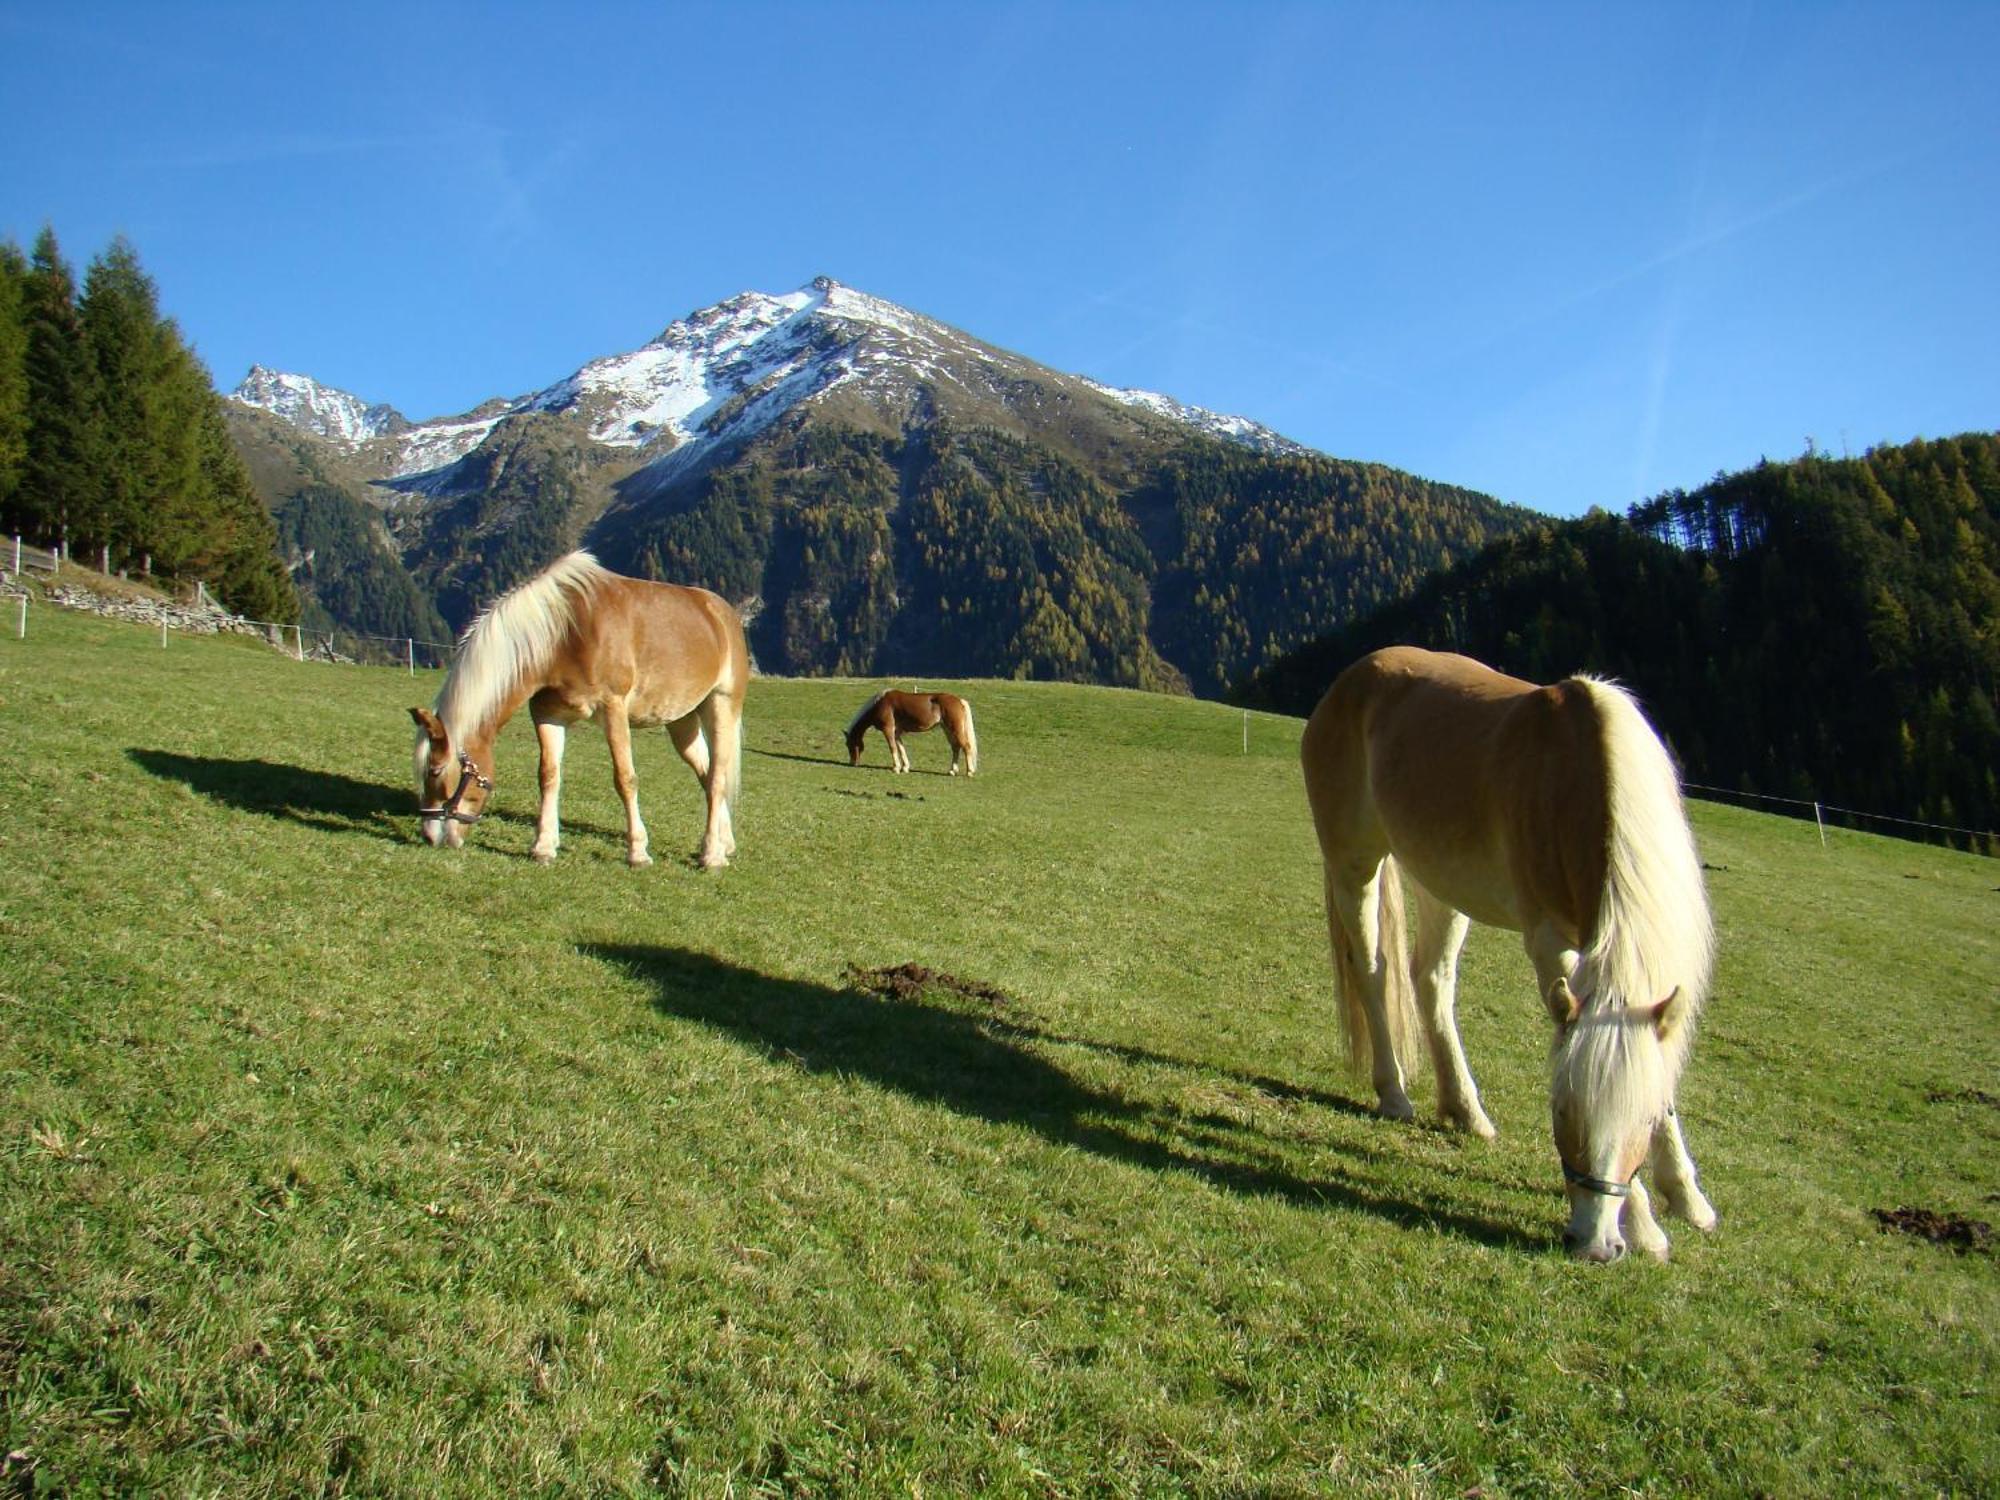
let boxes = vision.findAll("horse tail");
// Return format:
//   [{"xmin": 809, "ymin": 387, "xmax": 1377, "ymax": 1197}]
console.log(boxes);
[
  {"xmin": 958, "ymin": 697, "xmax": 978, "ymax": 773},
  {"xmin": 1330, "ymin": 853, "xmax": 1420, "ymax": 1080},
  {"xmin": 1576, "ymin": 678, "xmax": 1713, "ymax": 1077}
]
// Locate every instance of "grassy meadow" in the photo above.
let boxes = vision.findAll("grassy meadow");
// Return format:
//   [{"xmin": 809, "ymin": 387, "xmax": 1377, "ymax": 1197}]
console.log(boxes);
[{"xmin": 1, "ymin": 596, "xmax": 1995, "ymax": 1496}]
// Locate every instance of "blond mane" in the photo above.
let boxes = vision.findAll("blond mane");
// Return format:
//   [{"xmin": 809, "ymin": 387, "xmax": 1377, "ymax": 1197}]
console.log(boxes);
[
  {"xmin": 1573, "ymin": 677, "xmax": 1713, "ymax": 1073},
  {"xmin": 427, "ymin": 551, "xmax": 608, "ymax": 754}
]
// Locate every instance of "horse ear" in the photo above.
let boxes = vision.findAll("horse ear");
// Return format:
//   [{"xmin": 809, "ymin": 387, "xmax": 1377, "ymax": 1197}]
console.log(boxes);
[
  {"xmin": 409, "ymin": 706, "xmax": 447, "ymax": 749},
  {"xmin": 1545, "ymin": 976, "xmax": 1581, "ymax": 1027},
  {"xmin": 1651, "ymin": 986, "xmax": 1688, "ymax": 1041}
]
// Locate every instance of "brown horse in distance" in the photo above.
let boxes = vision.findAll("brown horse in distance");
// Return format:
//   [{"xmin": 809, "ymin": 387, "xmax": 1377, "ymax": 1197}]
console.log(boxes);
[
  {"xmin": 409, "ymin": 551, "xmax": 747, "ymax": 868},
  {"xmin": 845, "ymin": 690, "xmax": 979, "ymax": 776}
]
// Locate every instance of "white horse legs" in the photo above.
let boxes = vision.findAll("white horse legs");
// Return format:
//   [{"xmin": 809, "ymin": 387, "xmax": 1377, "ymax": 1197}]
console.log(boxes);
[
  {"xmin": 693, "ymin": 694, "xmax": 739, "ymax": 869},
  {"xmin": 1650, "ymin": 1106, "xmax": 1718, "ymax": 1230},
  {"xmin": 1410, "ymin": 890, "xmax": 1496, "ymax": 1139},
  {"xmin": 530, "ymin": 720, "xmax": 566, "ymax": 864}
]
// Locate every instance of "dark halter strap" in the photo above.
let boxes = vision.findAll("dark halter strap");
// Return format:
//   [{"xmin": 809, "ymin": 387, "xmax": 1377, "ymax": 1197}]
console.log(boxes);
[
  {"xmin": 1561, "ymin": 1104, "xmax": 1674, "ymax": 1199},
  {"xmin": 418, "ymin": 748, "xmax": 492, "ymax": 825},
  {"xmin": 1562, "ymin": 1161, "xmax": 1636, "ymax": 1199}
]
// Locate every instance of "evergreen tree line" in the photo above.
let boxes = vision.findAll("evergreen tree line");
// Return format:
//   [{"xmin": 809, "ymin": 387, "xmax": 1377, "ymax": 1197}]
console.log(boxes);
[
  {"xmin": 617, "ymin": 419, "xmax": 1532, "ymax": 692},
  {"xmin": 1236, "ymin": 435, "xmax": 2000, "ymax": 849},
  {"xmin": 0, "ymin": 227, "xmax": 295, "ymax": 620}
]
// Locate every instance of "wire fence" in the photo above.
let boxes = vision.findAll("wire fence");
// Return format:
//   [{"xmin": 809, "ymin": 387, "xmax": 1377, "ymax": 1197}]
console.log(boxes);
[
  {"xmin": 1684, "ymin": 781, "xmax": 1996, "ymax": 856},
  {"xmin": 229, "ymin": 616, "xmax": 459, "ymax": 673},
  {"xmin": 13, "ymin": 537, "xmax": 1993, "ymax": 854}
]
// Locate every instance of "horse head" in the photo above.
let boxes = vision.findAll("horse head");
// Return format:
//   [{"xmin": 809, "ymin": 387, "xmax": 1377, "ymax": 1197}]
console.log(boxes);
[
  {"xmin": 1546, "ymin": 976, "xmax": 1689, "ymax": 1262},
  {"xmin": 409, "ymin": 706, "xmax": 494, "ymax": 848},
  {"xmin": 845, "ymin": 724, "xmax": 868, "ymax": 766}
]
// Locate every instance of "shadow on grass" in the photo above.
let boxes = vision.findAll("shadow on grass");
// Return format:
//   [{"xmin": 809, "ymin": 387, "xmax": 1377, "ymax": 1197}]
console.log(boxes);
[
  {"xmin": 127, "ymin": 748, "xmax": 532, "ymax": 844},
  {"xmin": 586, "ymin": 943, "xmax": 1544, "ymax": 1253},
  {"xmin": 747, "ymin": 747, "xmax": 852, "ymax": 769}
]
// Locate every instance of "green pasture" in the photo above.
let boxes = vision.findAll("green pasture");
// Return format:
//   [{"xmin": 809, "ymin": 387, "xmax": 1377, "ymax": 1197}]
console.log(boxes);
[{"xmin": 1, "ymin": 601, "xmax": 1994, "ymax": 1496}]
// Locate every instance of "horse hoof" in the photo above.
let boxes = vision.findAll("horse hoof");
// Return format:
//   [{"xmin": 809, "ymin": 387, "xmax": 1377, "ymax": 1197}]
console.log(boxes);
[
  {"xmin": 628, "ymin": 852, "xmax": 654, "ymax": 869},
  {"xmin": 532, "ymin": 849, "xmax": 557, "ymax": 866},
  {"xmin": 1376, "ymin": 1098, "xmax": 1416, "ymax": 1122}
]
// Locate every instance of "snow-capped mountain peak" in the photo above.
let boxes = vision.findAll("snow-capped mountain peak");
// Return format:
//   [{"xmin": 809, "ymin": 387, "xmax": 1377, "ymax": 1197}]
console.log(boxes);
[
  {"xmin": 233, "ymin": 278, "xmax": 1306, "ymax": 483},
  {"xmin": 232, "ymin": 365, "xmax": 405, "ymax": 445}
]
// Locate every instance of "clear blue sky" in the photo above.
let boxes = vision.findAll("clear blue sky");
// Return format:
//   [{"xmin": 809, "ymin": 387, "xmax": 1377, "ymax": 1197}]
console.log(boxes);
[{"xmin": 3, "ymin": 2, "xmax": 1994, "ymax": 517}]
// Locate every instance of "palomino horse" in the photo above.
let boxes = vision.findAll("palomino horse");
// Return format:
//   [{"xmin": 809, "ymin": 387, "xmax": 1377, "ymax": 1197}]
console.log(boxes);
[
  {"xmin": 845, "ymin": 690, "xmax": 979, "ymax": 776},
  {"xmin": 1301, "ymin": 646, "xmax": 1717, "ymax": 1262},
  {"xmin": 409, "ymin": 552, "xmax": 747, "ymax": 869}
]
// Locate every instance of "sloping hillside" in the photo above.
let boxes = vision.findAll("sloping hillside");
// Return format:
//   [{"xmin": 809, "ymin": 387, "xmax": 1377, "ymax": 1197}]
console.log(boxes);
[{"xmin": 1241, "ymin": 434, "xmax": 2000, "ymax": 845}]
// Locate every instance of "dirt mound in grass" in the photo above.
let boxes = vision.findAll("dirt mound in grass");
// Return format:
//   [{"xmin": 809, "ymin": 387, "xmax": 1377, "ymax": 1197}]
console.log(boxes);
[
  {"xmin": 845, "ymin": 962, "xmax": 1016, "ymax": 1008},
  {"xmin": 1872, "ymin": 1206, "xmax": 1993, "ymax": 1253}
]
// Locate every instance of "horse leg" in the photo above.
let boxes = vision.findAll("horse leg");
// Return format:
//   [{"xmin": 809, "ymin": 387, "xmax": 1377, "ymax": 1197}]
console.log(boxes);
[
  {"xmin": 1523, "ymin": 923, "xmax": 1582, "ymax": 1012},
  {"xmin": 694, "ymin": 689, "xmax": 740, "ymax": 869},
  {"xmin": 1410, "ymin": 886, "xmax": 1495, "ymax": 1138},
  {"xmin": 1650, "ymin": 1105, "xmax": 1718, "ymax": 1230},
  {"xmin": 1622, "ymin": 1174, "xmax": 1671, "ymax": 1261},
  {"xmin": 1324, "ymin": 858, "xmax": 1415, "ymax": 1120},
  {"xmin": 602, "ymin": 701, "xmax": 651, "ymax": 868},
  {"xmin": 530, "ymin": 719, "xmax": 566, "ymax": 864}
]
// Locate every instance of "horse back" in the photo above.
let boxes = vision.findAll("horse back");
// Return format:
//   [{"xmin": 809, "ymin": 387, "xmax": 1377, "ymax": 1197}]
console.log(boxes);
[
  {"xmin": 552, "ymin": 576, "xmax": 747, "ymax": 722},
  {"xmin": 1304, "ymin": 647, "xmax": 1607, "ymax": 938}
]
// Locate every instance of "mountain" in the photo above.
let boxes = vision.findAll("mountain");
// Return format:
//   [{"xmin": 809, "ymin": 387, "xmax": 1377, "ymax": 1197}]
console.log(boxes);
[
  {"xmin": 234, "ymin": 365, "xmax": 408, "ymax": 446},
  {"xmin": 228, "ymin": 277, "xmax": 1538, "ymax": 691}
]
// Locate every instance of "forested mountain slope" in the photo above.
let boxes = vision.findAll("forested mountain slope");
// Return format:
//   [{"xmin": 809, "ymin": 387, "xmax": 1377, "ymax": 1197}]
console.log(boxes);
[
  {"xmin": 229, "ymin": 278, "xmax": 1536, "ymax": 690},
  {"xmin": 1239, "ymin": 434, "xmax": 2000, "ymax": 843}
]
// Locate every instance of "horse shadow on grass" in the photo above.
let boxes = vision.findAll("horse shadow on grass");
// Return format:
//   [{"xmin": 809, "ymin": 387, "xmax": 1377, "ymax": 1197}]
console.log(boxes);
[
  {"xmin": 126, "ymin": 748, "xmax": 534, "ymax": 845},
  {"xmin": 585, "ymin": 943, "xmax": 1544, "ymax": 1253}
]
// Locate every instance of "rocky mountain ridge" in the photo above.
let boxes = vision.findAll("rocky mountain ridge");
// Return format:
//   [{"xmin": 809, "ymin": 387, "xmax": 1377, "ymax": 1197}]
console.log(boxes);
[{"xmin": 225, "ymin": 277, "xmax": 1537, "ymax": 694}]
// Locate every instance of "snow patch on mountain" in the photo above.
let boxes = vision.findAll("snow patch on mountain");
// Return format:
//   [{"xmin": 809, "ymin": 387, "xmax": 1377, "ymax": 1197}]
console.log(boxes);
[
  {"xmin": 233, "ymin": 366, "xmax": 405, "ymax": 445},
  {"xmin": 235, "ymin": 276, "xmax": 1309, "ymax": 484},
  {"xmin": 1079, "ymin": 378, "xmax": 1307, "ymax": 457}
]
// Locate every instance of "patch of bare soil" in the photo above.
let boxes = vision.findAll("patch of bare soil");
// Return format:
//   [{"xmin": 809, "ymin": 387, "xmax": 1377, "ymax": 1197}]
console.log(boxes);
[
  {"xmin": 1871, "ymin": 1206, "xmax": 1994, "ymax": 1253},
  {"xmin": 1926, "ymin": 1087, "xmax": 2000, "ymax": 1110},
  {"xmin": 845, "ymin": 962, "xmax": 1016, "ymax": 1008}
]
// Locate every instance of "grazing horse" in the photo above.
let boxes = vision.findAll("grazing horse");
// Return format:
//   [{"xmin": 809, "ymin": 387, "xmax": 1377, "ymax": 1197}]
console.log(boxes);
[
  {"xmin": 409, "ymin": 551, "xmax": 747, "ymax": 869},
  {"xmin": 1301, "ymin": 646, "xmax": 1717, "ymax": 1262},
  {"xmin": 845, "ymin": 690, "xmax": 979, "ymax": 776}
]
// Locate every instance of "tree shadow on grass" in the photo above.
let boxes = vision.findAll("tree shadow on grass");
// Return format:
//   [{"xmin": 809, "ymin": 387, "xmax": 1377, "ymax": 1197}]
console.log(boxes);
[{"xmin": 585, "ymin": 943, "xmax": 1545, "ymax": 1253}]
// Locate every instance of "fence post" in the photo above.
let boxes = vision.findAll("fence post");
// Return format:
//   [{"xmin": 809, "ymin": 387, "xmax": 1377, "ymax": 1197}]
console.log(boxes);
[
  {"xmin": 11, "ymin": 535, "xmax": 18, "ymax": 573},
  {"xmin": 15, "ymin": 595, "xmax": 24, "ymax": 640},
  {"xmin": 295, "ymin": 624, "xmax": 305, "ymax": 662},
  {"xmin": 1242, "ymin": 709, "xmax": 1248, "ymax": 754},
  {"xmin": 408, "ymin": 637, "xmax": 415, "ymax": 676},
  {"xmin": 1813, "ymin": 802, "xmax": 1827, "ymax": 849},
  {"xmin": 161, "ymin": 616, "xmax": 168, "ymax": 649}
]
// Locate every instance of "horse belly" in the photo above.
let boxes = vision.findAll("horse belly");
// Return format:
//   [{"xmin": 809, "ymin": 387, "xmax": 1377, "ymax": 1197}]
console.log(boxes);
[
  {"xmin": 627, "ymin": 684, "xmax": 710, "ymax": 727},
  {"xmin": 1373, "ymin": 801, "xmax": 1523, "ymax": 932}
]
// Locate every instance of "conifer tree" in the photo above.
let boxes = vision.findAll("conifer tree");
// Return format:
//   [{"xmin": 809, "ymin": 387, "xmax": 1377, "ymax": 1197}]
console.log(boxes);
[
  {"xmin": 0, "ymin": 243, "xmax": 29, "ymax": 528},
  {"xmin": 80, "ymin": 236, "xmax": 174, "ymax": 562},
  {"xmin": 19, "ymin": 227, "xmax": 105, "ymax": 552}
]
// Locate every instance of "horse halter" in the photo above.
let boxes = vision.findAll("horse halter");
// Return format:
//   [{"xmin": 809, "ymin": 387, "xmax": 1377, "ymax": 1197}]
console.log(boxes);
[
  {"xmin": 419, "ymin": 747, "xmax": 492, "ymax": 826},
  {"xmin": 1561, "ymin": 1161, "xmax": 1636, "ymax": 1199},
  {"xmin": 1560, "ymin": 1102, "xmax": 1676, "ymax": 1199}
]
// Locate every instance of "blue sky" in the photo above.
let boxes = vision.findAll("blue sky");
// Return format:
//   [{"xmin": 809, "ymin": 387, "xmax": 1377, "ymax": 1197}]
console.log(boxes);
[{"xmin": 3, "ymin": 1, "xmax": 1994, "ymax": 516}]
